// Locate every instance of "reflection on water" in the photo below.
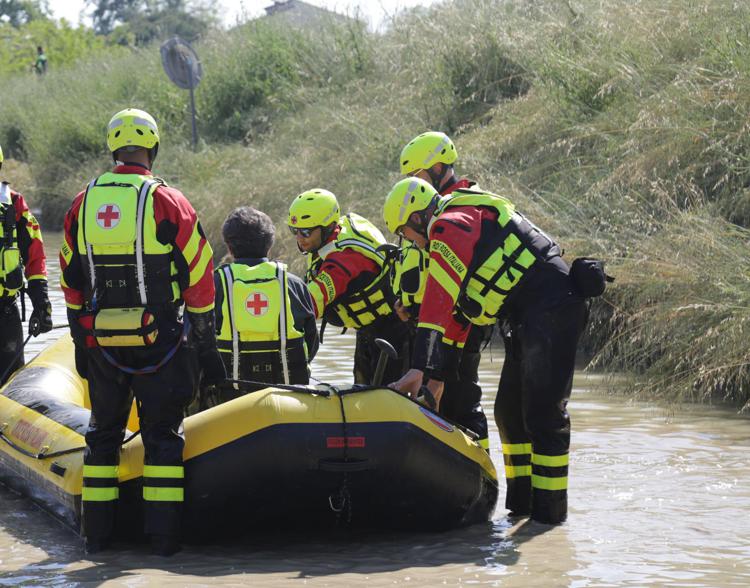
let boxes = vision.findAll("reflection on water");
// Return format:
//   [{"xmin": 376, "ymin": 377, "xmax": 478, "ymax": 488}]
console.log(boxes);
[{"xmin": 2, "ymin": 234, "xmax": 750, "ymax": 586}]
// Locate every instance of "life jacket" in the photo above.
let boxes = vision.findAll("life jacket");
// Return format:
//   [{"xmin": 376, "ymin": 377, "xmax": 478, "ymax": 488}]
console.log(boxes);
[
  {"xmin": 307, "ymin": 213, "xmax": 394, "ymax": 329},
  {"xmin": 392, "ymin": 243, "xmax": 427, "ymax": 309},
  {"xmin": 217, "ymin": 261, "xmax": 307, "ymax": 386},
  {"xmin": 76, "ymin": 172, "xmax": 179, "ymax": 310},
  {"xmin": 432, "ymin": 188, "xmax": 561, "ymax": 325},
  {"xmin": 0, "ymin": 183, "xmax": 23, "ymax": 298}
]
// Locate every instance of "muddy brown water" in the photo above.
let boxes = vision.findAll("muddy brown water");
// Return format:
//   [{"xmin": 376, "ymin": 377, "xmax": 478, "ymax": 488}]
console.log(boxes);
[{"xmin": 1, "ymin": 235, "xmax": 749, "ymax": 586}]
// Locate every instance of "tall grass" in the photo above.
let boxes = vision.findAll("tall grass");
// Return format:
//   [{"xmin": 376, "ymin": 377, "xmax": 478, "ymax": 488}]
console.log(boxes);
[{"xmin": 3, "ymin": 0, "xmax": 750, "ymax": 409}]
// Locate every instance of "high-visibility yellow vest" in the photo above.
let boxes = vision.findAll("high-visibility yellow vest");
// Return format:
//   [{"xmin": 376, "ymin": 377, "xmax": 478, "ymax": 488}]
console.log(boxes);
[
  {"xmin": 0, "ymin": 182, "xmax": 23, "ymax": 298},
  {"xmin": 76, "ymin": 172, "xmax": 179, "ymax": 309},
  {"xmin": 432, "ymin": 188, "xmax": 559, "ymax": 325},
  {"xmin": 392, "ymin": 243, "xmax": 427, "ymax": 308},
  {"xmin": 216, "ymin": 261, "xmax": 306, "ymax": 385},
  {"xmin": 307, "ymin": 213, "xmax": 394, "ymax": 329}
]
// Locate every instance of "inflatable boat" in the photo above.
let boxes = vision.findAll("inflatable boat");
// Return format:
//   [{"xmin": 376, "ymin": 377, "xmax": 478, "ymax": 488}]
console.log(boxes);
[{"xmin": 0, "ymin": 336, "xmax": 498, "ymax": 539}]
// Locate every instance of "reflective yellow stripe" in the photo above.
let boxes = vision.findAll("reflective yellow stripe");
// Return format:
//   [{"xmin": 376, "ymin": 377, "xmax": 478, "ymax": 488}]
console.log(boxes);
[
  {"xmin": 442, "ymin": 336, "xmax": 465, "ymax": 348},
  {"xmin": 416, "ymin": 322, "xmax": 446, "ymax": 334},
  {"xmin": 502, "ymin": 443, "xmax": 532, "ymax": 456},
  {"xmin": 143, "ymin": 487, "xmax": 184, "ymax": 502},
  {"xmin": 26, "ymin": 275, "xmax": 45, "ymax": 282},
  {"xmin": 82, "ymin": 487, "xmax": 119, "ymax": 501},
  {"xmin": 188, "ymin": 242, "xmax": 213, "ymax": 287},
  {"xmin": 532, "ymin": 474, "xmax": 568, "ymax": 491},
  {"xmin": 143, "ymin": 465, "xmax": 184, "ymax": 479},
  {"xmin": 428, "ymin": 261, "xmax": 461, "ymax": 302},
  {"xmin": 532, "ymin": 453, "xmax": 569, "ymax": 467},
  {"xmin": 83, "ymin": 465, "xmax": 119, "ymax": 478},
  {"xmin": 505, "ymin": 465, "xmax": 531, "ymax": 478},
  {"xmin": 182, "ymin": 225, "xmax": 202, "ymax": 266},
  {"xmin": 66, "ymin": 302, "xmax": 83, "ymax": 310},
  {"xmin": 186, "ymin": 302, "xmax": 214, "ymax": 313},
  {"xmin": 478, "ymin": 437, "xmax": 489, "ymax": 450}
]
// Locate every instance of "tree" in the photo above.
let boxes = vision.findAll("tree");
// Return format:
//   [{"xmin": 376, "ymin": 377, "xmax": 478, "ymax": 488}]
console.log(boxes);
[
  {"xmin": 0, "ymin": 0, "xmax": 49, "ymax": 27},
  {"xmin": 86, "ymin": 0, "xmax": 217, "ymax": 42}
]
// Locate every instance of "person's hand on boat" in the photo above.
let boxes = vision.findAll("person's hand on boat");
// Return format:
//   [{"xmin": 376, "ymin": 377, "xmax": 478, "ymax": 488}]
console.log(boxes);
[
  {"xmin": 423, "ymin": 378, "xmax": 444, "ymax": 410},
  {"xmin": 394, "ymin": 300, "xmax": 411, "ymax": 323},
  {"xmin": 390, "ymin": 368, "xmax": 423, "ymax": 397}
]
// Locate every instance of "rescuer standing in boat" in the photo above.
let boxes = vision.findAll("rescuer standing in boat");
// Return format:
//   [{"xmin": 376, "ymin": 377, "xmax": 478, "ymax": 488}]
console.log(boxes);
[
  {"xmin": 391, "ymin": 132, "xmax": 490, "ymax": 449},
  {"xmin": 383, "ymin": 176, "xmax": 587, "ymax": 525},
  {"xmin": 288, "ymin": 189, "xmax": 408, "ymax": 385},
  {"xmin": 0, "ymin": 143, "xmax": 53, "ymax": 386},
  {"xmin": 59, "ymin": 109, "xmax": 225, "ymax": 555},
  {"xmin": 212, "ymin": 206, "xmax": 318, "ymax": 403}
]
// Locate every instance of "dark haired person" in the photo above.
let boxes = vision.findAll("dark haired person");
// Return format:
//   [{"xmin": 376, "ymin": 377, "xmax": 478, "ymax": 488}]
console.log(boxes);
[
  {"xmin": 213, "ymin": 206, "xmax": 318, "ymax": 402},
  {"xmin": 34, "ymin": 46, "xmax": 47, "ymax": 75}
]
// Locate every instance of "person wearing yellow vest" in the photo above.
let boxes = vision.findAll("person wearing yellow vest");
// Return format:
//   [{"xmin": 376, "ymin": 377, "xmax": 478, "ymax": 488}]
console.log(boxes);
[
  {"xmin": 392, "ymin": 132, "xmax": 490, "ymax": 450},
  {"xmin": 383, "ymin": 177, "xmax": 588, "ymax": 525},
  {"xmin": 288, "ymin": 189, "xmax": 409, "ymax": 385},
  {"xmin": 59, "ymin": 109, "xmax": 225, "ymax": 556},
  {"xmin": 0, "ymin": 143, "xmax": 52, "ymax": 386},
  {"xmin": 213, "ymin": 206, "xmax": 318, "ymax": 403}
]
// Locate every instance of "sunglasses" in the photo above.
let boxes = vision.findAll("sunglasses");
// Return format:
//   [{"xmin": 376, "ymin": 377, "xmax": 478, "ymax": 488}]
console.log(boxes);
[{"xmin": 288, "ymin": 226, "xmax": 316, "ymax": 238}]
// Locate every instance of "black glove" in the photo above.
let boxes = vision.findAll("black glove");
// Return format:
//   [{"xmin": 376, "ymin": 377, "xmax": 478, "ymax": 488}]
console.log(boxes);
[
  {"xmin": 187, "ymin": 311, "xmax": 227, "ymax": 387},
  {"xmin": 26, "ymin": 280, "xmax": 53, "ymax": 337}
]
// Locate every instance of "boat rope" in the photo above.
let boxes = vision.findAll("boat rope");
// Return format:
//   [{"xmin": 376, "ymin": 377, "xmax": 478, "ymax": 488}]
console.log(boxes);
[
  {"xmin": 221, "ymin": 378, "xmax": 334, "ymax": 397},
  {"xmin": 328, "ymin": 386, "xmax": 353, "ymax": 525},
  {"xmin": 0, "ymin": 324, "xmax": 69, "ymax": 385},
  {"xmin": 0, "ymin": 427, "xmax": 140, "ymax": 461}
]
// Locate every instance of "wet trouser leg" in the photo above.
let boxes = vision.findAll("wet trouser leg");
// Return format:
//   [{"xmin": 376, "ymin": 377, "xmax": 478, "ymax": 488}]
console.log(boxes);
[
  {"xmin": 0, "ymin": 301, "xmax": 24, "ymax": 386},
  {"xmin": 440, "ymin": 325, "xmax": 489, "ymax": 448},
  {"xmin": 82, "ymin": 345, "xmax": 197, "ymax": 541},
  {"xmin": 494, "ymin": 300, "xmax": 587, "ymax": 524},
  {"xmin": 494, "ymin": 333, "xmax": 531, "ymax": 516},
  {"xmin": 131, "ymin": 345, "xmax": 197, "ymax": 538},
  {"xmin": 81, "ymin": 352, "xmax": 134, "ymax": 541},
  {"xmin": 353, "ymin": 317, "xmax": 410, "ymax": 386}
]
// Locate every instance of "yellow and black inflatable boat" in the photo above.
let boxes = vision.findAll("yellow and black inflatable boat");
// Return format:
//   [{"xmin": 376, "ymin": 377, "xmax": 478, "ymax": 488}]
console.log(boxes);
[{"xmin": 0, "ymin": 336, "xmax": 498, "ymax": 539}]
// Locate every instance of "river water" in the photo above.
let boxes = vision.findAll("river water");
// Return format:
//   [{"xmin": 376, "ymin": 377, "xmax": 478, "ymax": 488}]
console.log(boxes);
[{"xmin": 1, "ymin": 235, "xmax": 749, "ymax": 587}]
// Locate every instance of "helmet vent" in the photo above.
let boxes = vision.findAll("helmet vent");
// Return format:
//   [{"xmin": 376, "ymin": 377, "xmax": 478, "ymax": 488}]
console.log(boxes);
[
  {"xmin": 402, "ymin": 160, "xmax": 409, "ymax": 166},
  {"xmin": 136, "ymin": 129, "xmax": 144, "ymax": 135},
  {"xmin": 114, "ymin": 131, "xmax": 121, "ymax": 138},
  {"xmin": 302, "ymin": 214, "xmax": 311, "ymax": 219}
]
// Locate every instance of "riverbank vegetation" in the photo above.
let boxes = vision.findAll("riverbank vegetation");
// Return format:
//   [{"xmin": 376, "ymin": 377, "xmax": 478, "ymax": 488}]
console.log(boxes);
[{"xmin": 2, "ymin": 0, "xmax": 750, "ymax": 410}]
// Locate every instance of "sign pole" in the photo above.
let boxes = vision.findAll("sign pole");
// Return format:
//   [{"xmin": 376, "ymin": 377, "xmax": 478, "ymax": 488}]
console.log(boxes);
[{"xmin": 187, "ymin": 62, "xmax": 198, "ymax": 151}]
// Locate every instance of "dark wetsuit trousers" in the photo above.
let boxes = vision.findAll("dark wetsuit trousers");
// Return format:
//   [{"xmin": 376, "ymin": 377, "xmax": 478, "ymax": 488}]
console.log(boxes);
[
  {"xmin": 0, "ymin": 300, "xmax": 23, "ymax": 386},
  {"xmin": 353, "ymin": 316, "xmax": 411, "ymax": 386},
  {"xmin": 440, "ymin": 324, "xmax": 490, "ymax": 447},
  {"xmin": 81, "ymin": 343, "xmax": 198, "ymax": 541},
  {"xmin": 494, "ymin": 297, "xmax": 588, "ymax": 524}
]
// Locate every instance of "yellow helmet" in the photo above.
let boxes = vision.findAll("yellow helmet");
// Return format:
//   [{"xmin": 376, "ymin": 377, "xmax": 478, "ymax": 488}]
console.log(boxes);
[
  {"xmin": 107, "ymin": 108, "xmax": 160, "ymax": 153},
  {"xmin": 383, "ymin": 177, "xmax": 439, "ymax": 234},
  {"xmin": 399, "ymin": 131, "xmax": 457, "ymax": 175},
  {"xmin": 288, "ymin": 189, "xmax": 340, "ymax": 229}
]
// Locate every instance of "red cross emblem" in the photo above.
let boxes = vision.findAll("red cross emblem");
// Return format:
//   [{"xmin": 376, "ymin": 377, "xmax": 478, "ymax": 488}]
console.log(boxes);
[
  {"xmin": 246, "ymin": 292, "xmax": 269, "ymax": 316},
  {"xmin": 96, "ymin": 204, "xmax": 121, "ymax": 229},
  {"xmin": 291, "ymin": 215, "xmax": 298, "ymax": 225}
]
